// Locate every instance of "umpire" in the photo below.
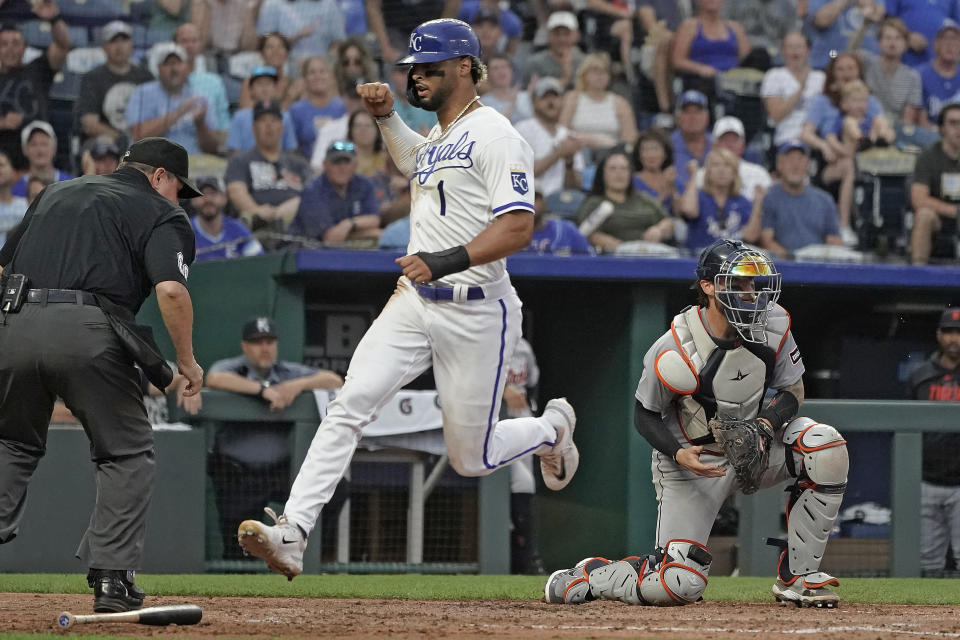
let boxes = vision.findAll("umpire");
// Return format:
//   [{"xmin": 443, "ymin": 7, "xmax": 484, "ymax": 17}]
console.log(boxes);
[{"xmin": 0, "ymin": 137, "xmax": 204, "ymax": 613}]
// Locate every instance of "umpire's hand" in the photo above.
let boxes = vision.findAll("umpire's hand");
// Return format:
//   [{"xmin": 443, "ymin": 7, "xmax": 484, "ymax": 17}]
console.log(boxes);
[
  {"xmin": 357, "ymin": 82, "xmax": 395, "ymax": 117},
  {"xmin": 179, "ymin": 359, "xmax": 204, "ymax": 397}
]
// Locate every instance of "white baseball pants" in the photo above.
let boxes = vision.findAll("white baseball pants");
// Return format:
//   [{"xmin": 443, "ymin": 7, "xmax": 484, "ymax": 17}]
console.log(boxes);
[{"xmin": 284, "ymin": 276, "xmax": 558, "ymax": 536}]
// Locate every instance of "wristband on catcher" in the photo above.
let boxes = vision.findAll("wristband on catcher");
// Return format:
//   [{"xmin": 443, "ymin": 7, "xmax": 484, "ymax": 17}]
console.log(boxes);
[
  {"xmin": 758, "ymin": 389, "xmax": 800, "ymax": 429},
  {"xmin": 416, "ymin": 246, "xmax": 471, "ymax": 281}
]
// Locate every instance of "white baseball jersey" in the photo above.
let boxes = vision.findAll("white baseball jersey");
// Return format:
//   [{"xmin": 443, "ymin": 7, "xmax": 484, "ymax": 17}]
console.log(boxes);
[{"xmin": 407, "ymin": 106, "xmax": 535, "ymax": 287}]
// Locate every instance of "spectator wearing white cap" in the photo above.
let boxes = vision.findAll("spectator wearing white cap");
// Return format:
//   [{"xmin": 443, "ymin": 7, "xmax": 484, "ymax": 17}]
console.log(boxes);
[
  {"xmin": 515, "ymin": 76, "xmax": 587, "ymax": 199},
  {"xmin": 695, "ymin": 115, "xmax": 771, "ymax": 203},
  {"xmin": 10, "ymin": 121, "xmax": 74, "ymax": 198},
  {"xmin": 125, "ymin": 43, "xmax": 223, "ymax": 155},
  {"xmin": 522, "ymin": 11, "xmax": 585, "ymax": 90},
  {"xmin": 75, "ymin": 21, "xmax": 154, "ymax": 145}
]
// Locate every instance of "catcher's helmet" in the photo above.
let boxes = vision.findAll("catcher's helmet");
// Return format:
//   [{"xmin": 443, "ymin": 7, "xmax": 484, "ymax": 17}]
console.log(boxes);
[
  {"xmin": 396, "ymin": 19, "xmax": 482, "ymax": 65},
  {"xmin": 695, "ymin": 239, "xmax": 781, "ymax": 344}
]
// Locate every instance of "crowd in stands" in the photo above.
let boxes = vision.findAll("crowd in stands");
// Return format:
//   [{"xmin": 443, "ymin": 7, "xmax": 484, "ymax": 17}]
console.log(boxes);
[{"xmin": 3, "ymin": 0, "xmax": 960, "ymax": 265}]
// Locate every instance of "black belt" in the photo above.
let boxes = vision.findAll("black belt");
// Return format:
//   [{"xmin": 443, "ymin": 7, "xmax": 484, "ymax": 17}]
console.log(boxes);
[
  {"xmin": 415, "ymin": 283, "xmax": 485, "ymax": 301},
  {"xmin": 25, "ymin": 288, "xmax": 99, "ymax": 306}
]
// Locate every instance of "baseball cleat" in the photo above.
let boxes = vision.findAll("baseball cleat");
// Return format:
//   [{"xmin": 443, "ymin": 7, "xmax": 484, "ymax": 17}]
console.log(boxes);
[
  {"xmin": 539, "ymin": 398, "xmax": 579, "ymax": 491},
  {"xmin": 544, "ymin": 557, "xmax": 609, "ymax": 604},
  {"xmin": 237, "ymin": 507, "xmax": 306, "ymax": 581},
  {"xmin": 772, "ymin": 573, "xmax": 840, "ymax": 609}
]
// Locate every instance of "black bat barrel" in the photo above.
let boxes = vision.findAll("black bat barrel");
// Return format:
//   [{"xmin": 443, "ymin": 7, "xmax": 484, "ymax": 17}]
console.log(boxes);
[{"xmin": 138, "ymin": 605, "xmax": 203, "ymax": 626}]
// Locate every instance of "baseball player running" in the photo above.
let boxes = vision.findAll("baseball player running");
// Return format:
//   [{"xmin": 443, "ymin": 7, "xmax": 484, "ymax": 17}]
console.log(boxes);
[
  {"xmin": 238, "ymin": 18, "xmax": 579, "ymax": 579},
  {"xmin": 544, "ymin": 239, "xmax": 848, "ymax": 608}
]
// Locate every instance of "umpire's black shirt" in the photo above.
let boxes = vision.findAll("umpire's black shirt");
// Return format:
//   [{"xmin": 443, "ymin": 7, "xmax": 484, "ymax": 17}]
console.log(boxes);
[{"xmin": 0, "ymin": 167, "xmax": 195, "ymax": 314}]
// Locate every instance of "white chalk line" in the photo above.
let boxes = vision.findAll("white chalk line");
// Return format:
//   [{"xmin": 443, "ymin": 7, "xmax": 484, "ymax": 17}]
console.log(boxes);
[{"xmin": 489, "ymin": 624, "xmax": 960, "ymax": 638}]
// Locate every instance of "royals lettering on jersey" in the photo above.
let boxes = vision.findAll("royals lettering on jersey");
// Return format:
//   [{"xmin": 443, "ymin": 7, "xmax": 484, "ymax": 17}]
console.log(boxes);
[{"xmin": 406, "ymin": 107, "xmax": 536, "ymax": 287}]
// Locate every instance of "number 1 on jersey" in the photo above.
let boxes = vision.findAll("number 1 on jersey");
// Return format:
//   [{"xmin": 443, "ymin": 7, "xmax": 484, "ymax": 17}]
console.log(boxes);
[{"xmin": 438, "ymin": 180, "xmax": 446, "ymax": 216}]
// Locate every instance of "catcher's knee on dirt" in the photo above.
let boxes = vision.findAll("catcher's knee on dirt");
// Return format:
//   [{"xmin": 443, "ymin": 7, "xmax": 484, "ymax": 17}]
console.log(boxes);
[
  {"xmin": 781, "ymin": 418, "xmax": 848, "ymax": 576},
  {"xmin": 589, "ymin": 540, "xmax": 712, "ymax": 606}
]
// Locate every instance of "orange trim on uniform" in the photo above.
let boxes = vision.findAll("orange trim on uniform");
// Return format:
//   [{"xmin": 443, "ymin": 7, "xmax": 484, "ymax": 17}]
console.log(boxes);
[
  {"xmin": 669, "ymin": 321, "xmax": 701, "ymax": 395},
  {"xmin": 796, "ymin": 423, "xmax": 847, "ymax": 453},
  {"xmin": 802, "ymin": 576, "xmax": 840, "ymax": 588},
  {"xmin": 659, "ymin": 562, "xmax": 708, "ymax": 603},
  {"xmin": 655, "ymin": 350, "xmax": 697, "ymax": 395},
  {"xmin": 775, "ymin": 307, "xmax": 792, "ymax": 357},
  {"xmin": 563, "ymin": 577, "xmax": 587, "ymax": 602},
  {"xmin": 777, "ymin": 552, "xmax": 798, "ymax": 585}
]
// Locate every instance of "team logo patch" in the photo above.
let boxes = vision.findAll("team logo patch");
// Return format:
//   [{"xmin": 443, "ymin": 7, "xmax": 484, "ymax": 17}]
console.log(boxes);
[
  {"xmin": 789, "ymin": 347, "xmax": 801, "ymax": 365},
  {"xmin": 511, "ymin": 170, "xmax": 529, "ymax": 195},
  {"xmin": 177, "ymin": 251, "xmax": 189, "ymax": 280}
]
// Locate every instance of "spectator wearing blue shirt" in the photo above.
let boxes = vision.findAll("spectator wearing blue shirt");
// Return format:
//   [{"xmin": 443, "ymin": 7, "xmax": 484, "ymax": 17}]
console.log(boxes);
[
  {"xmin": 126, "ymin": 43, "xmax": 222, "ymax": 155},
  {"xmin": 288, "ymin": 141, "xmax": 381, "ymax": 243},
  {"xmin": 918, "ymin": 20, "xmax": 960, "ymax": 124},
  {"xmin": 805, "ymin": 0, "xmax": 884, "ymax": 69},
  {"xmin": 175, "ymin": 24, "xmax": 232, "ymax": 134},
  {"xmin": 189, "ymin": 176, "xmax": 263, "ymax": 261},
  {"xmin": 888, "ymin": 0, "xmax": 960, "ymax": 68},
  {"xmin": 527, "ymin": 192, "xmax": 593, "ymax": 256},
  {"xmin": 671, "ymin": 90, "xmax": 712, "ymax": 193},
  {"xmin": 388, "ymin": 66, "xmax": 437, "ymax": 135},
  {"xmin": 677, "ymin": 147, "xmax": 762, "ymax": 252},
  {"xmin": 288, "ymin": 56, "xmax": 348, "ymax": 158},
  {"xmin": 760, "ymin": 141, "xmax": 842, "ymax": 258},
  {"xmin": 227, "ymin": 66, "xmax": 298, "ymax": 153}
]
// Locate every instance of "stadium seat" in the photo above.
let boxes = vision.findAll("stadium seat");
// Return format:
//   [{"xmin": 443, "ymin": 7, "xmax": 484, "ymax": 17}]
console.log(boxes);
[
  {"xmin": 67, "ymin": 25, "xmax": 90, "ymax": 47},
  {"xmin": 19, "ymin": 20, "xmax": 52, "ymax": 49},
  {"xmin": 223, "ymin": 76, "xmax": 243, "ymax": 108},
  {"xmin": 59, "ymin": 0, "xmax": 123, "ymax": 26},
  {"xmin": 48, "ymin": 70, "xmax": 83, "ymax": 102},
  {"xmin": 228, "ymin": 51, "xmax": 264, "ymax": 79},
  {"xmin": 66, "ymin": 46, "xmax": 107, "ymax": 73}
]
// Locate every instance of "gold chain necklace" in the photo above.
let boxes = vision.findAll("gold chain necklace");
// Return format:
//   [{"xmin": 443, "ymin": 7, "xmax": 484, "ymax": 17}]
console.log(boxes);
[{"xmin": 415, "ymin": 96, "xmax": 480, "ymax": 152}]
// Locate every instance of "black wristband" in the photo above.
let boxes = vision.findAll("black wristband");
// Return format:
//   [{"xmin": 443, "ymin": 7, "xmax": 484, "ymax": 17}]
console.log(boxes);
[
  {"xmin": 758, "ymin": 389, "xmax": 800, "ymax": 429},
  {"xmin": 415, "ymin": 245, "xmax": 470, "ymax": 281}
]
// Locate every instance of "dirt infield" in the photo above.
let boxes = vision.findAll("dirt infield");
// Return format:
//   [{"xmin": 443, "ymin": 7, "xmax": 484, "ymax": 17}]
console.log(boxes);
[{"xmin": 3, "ymin": 593, "xmax": 960, "ymax": 639}]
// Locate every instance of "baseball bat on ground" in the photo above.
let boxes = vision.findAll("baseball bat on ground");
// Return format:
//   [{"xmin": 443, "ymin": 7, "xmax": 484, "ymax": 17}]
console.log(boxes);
[{"xmin": 56, "ymin": 605, "xmax": 203, "ymax": 629}]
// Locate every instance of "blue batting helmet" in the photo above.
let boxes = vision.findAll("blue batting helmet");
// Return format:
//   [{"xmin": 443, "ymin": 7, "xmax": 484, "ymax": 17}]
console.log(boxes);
[{"xmin": 396, "ymin": 19, "xmax": 482, "ymax": 65}]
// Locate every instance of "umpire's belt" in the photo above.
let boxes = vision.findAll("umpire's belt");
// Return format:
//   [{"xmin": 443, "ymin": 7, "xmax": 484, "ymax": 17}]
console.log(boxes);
[{"xmin": 25, "ymin": 288, "xmax": 99, "ymax": 306}]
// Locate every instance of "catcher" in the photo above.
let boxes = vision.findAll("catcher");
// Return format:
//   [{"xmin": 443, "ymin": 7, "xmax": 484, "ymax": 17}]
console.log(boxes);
[{"xmin": 545, "ymin": 238, "xmax": 848, "ymax": 608}]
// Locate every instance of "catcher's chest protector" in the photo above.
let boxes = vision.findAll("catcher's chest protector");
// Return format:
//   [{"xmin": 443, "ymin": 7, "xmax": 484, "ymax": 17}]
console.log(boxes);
[{"xmin": 664, "ymin": 306, "xmax": 784, "ymax": 445}]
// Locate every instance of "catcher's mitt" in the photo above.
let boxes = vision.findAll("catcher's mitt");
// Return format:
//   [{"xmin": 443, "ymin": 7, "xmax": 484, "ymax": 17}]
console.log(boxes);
[{"xmin": 709, "ymin": 418, "xmax": 775, "ymax": 494}]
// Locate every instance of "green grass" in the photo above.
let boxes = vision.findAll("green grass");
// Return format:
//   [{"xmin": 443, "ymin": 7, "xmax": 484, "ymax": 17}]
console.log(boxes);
[{"xmin": 1, "ymin": 573, "xmax": 960, "ymax": 605}]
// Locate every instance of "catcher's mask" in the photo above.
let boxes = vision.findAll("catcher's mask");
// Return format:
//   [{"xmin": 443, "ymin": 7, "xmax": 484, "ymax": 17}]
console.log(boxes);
[
  {"xmin": 696, "ymin": 239, "xmax": 781, "ymax": 344},
  {"xmin": 397, "ymin": 19, "xmax": 485, "ymax": 108}
]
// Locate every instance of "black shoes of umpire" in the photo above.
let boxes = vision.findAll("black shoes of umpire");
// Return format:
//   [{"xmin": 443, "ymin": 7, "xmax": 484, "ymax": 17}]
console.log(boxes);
[{"xmin": 87, "ymin": 569, "xmax": 146, "ymax": 613}]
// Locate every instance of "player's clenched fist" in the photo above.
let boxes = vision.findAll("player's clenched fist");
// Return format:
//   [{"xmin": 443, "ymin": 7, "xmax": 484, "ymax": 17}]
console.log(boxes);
[
  {"xmin": 357, "ymin": 82, "xmax": 395, "ymax": 117},
  {"xmin": 396, "ymin": 254, "xmax": 432, "ymax": 283}
]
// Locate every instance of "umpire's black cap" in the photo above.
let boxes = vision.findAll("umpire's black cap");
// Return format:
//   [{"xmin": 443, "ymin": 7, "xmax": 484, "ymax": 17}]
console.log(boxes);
[{"xmin": 121, "ymin": 137, "xmax": 203, "ymax": 199}]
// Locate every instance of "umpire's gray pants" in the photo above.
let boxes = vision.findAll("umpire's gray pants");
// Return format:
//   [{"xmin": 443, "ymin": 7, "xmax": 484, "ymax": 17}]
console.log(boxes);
[{"xmin": 0, "ymin": 302, "xmax": 155, "ymax": 570}]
